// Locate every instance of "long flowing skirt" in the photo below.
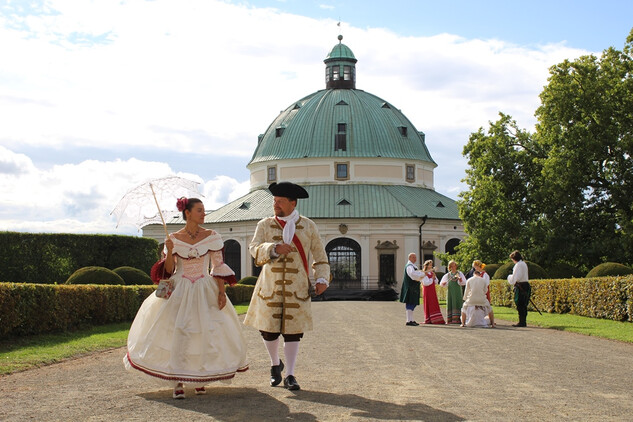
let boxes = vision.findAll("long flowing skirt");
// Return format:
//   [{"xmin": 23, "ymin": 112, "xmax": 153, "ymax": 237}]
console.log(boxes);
[
  {"xmin": 124, "ymin": 275, "xmax": 249, "ymax": 388},
  {"xmin": 461, "ymin": 304, "xmax": 493, "ymax": 327},
  {"xmin": 445, "ymin": 280, "xmax": 463, "ymax": 324},
  {"xmin": 423, "ymin": 284, "xmax": 445, "ymax": 324}
]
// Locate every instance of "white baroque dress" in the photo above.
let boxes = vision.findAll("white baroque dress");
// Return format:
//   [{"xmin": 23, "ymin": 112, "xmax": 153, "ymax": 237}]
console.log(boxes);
[{"xmin": 124, "ymin": 232, "xmax": 249, "ymax": 387}]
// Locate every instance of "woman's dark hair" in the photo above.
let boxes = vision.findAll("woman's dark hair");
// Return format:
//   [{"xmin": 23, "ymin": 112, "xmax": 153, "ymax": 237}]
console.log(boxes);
[
  {"xmin": 180, "ymin": 197, "xmax": 203, "ymax": 220},
  {"xmin": 510, "ymin": 250, "xmax": 523, "ymax": 261}
]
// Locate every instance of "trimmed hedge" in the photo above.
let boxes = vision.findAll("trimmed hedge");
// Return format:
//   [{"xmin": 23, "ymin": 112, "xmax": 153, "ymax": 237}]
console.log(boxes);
[
  {"xmin": 586, "ymin": 262, "xmax": 633, "ymax": 278},
  {"xmin": 489, "ymin": 275, "xmax": 633, "ymax": 322},
  {"xmin": 0, "ymin": 282, "xmax": 254, "ymax": 338},
  {"xmin": 238, "ymin": 276, "xmax": 258, "ymax": 286},
  {"xmin": 0, "ymin": 232, "xmax": 159, "ymax": 284},
  {"xmin": 492, "ymin": 261, "xmax": 548, "ymax": 280},
  {"xmin": 66, "ymin": 266, "xmax": 125, "ymax": 285},
  {"xmin": 113, "ymin": 266, "xmax": 153, "ymax": 285}
]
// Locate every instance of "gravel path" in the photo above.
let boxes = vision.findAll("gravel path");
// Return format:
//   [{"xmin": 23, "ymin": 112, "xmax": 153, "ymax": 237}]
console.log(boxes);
[{"xmin": 1, "ymin": 301, "xmax": 632, "ymax": 421}]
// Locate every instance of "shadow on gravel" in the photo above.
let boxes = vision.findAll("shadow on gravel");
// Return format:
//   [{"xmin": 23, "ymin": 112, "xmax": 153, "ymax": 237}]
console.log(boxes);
[
  {"xmin": 287, "ymin": 390, "xmax": 464, "ymax": 421},
  {"xmin": 139, "ymin": 387, "xmax": 318, "ymax": 421}
]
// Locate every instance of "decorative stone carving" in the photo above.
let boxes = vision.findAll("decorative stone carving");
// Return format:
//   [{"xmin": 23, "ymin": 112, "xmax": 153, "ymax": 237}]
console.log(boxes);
[{"xmin": 339, "ymin": 224, "xmax": 348, "ymax": 234}]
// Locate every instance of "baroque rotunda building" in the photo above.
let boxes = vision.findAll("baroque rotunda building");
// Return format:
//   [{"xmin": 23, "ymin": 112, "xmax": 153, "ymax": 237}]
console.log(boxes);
[{"xmin": 144, "ymin": 36, "xmax": 465, "ymax": 293}]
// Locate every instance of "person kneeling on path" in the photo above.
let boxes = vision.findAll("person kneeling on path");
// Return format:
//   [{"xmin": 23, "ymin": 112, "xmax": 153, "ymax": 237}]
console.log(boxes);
[
  {"xmin": 461, "ymin": 270, "xmax": 495, "ymax": 328},
  {"xmin": 400, "ymin": 252, "xmax": 425, "ymax": 326},
  {"xmin": 244, "ymin": 182, "xmax": 330, "ymax": 391},
  {"xmin": 507, "ymin": 250, "xmax": 530, "ymax": 327}
]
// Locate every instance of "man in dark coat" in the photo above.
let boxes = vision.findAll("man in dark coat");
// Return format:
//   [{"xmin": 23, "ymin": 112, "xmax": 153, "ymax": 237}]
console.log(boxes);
[{"xmin": 399, "ymin": 252, "xmax": 425, "ymax": 326}]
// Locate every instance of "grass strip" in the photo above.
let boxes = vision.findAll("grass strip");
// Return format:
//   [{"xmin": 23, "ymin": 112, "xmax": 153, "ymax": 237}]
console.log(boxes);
[{"xmin": 0, "ymin": 303, "xmax": 250, "ymax": 375}]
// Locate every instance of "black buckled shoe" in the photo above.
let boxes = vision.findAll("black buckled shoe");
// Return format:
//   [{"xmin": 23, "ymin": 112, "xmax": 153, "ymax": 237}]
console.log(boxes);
[
  {"xmin": 270, "ymin": 360, "xmax": 284, "ymax": 386},
  {"xmin": 406, "ymin": 321, "xmax": 419, "ymax": 326},
  {"xmin": 283, "ymin": 375, "xmax": 300, "ymax": 391}
]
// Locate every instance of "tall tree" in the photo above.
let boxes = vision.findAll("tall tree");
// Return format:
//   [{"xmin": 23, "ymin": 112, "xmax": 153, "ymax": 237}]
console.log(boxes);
[
  {"xmin": 457, "ymin": 113, "xmax": 542, "ymax": 268},
  {"xmin": 534, "ymin": 29, "xmax": 633, "ymax": 266}
]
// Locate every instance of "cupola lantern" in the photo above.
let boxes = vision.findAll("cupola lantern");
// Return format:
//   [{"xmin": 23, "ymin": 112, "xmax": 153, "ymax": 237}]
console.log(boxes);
[{"xmin": 324, "ymin": 35, "xmax": 357, "ymax": 89}]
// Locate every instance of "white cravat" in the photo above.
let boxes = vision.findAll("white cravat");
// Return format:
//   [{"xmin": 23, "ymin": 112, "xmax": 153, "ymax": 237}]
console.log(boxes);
[{"xmin": 277, "ymin": 209, "xmax": 299, "ymax": 244}]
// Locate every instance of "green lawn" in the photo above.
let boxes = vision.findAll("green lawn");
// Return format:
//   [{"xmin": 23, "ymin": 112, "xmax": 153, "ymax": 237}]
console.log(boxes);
[
  {"xmin": 0, "ymin": 303, "xmax": 250, "ymax": 375},
  {"xmin": 2, "ymin": 302, "xmax": 631, "ymax": 376}
]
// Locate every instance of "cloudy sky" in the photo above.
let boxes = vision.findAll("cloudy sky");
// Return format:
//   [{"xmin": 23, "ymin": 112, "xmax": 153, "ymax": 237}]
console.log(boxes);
[{"xmin": 1, "ymin": 0, "xmax": 632, "ymax": 235}]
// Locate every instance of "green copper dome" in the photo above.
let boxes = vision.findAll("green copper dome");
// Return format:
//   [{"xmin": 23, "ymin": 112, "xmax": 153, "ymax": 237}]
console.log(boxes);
[
  {"xmin": 249, "ymin": 89, "xmax": 435, "ymax": 164},
  {"xmin": 325, "ymin": 35, "xmax": 357, "ymax": 62}
]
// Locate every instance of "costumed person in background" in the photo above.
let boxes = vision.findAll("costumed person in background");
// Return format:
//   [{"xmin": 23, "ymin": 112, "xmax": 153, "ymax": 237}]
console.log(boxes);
[
  {"xmin": 472, "ymin": 260, "xmax": 491, "ymax": 302},
  {"xmin": 439, "ymin": 260, "xmax": 466, "ymax": 324},
  {"xmin": 421, "ymin": 260, "xmax": 445, "ymax": 324},
  {"xmin": 400, "ymin": 252, "xmax": 425, "ymax": 326},
  {"xmin": 507, "ymin": 250, "xmax": 530, "ymax": 327},
  {"xmin": 124, "ymin": 197, "xmax": 248, "ymax": 399},
  {"xmin": 461, "ymin": 269, "xmax": 495, "ymax": 327},
  {"xmin": 244, "ymin": 182, "xmax": 330, "ymax": 391}
]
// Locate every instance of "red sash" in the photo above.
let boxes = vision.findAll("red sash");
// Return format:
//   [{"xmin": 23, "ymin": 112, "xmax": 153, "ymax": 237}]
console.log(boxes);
[{"xmin": 275, "ymin": 217, "xmax": 309, "ymax": 275}]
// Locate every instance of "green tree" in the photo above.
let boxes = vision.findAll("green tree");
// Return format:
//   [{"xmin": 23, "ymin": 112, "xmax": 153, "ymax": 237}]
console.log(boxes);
[
  {"xmin": 456, "ymin": 113, "xmax": 542, "ymax": 269},
  {"xmin": 534, "ymin": 29, "xmax": 633, "ymax": 266}
]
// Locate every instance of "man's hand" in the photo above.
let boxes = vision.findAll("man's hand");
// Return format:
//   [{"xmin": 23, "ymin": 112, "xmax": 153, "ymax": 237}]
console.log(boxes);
[
  {"xmin": 275, "ymin": 243, "xmax": 294, "ymax": 255},
  {"xmin": 314, "ymin": 283, "xmax": 328, "ymax": 295}
]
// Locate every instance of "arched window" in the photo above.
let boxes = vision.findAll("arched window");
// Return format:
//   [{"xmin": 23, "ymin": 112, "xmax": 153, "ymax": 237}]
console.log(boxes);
[
  {"xmin": 224, "ymin": 239, "xmax": 241, "ymax": 280},
  {"xmin": 445, "ymin": 238, "xmax": 461, "ymax": 256},
  {"xmin": 326, "ymin": 237, "xmax": 361, "ymax": 289}
]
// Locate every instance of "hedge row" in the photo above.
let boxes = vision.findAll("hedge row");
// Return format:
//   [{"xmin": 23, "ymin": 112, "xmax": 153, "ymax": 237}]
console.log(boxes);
[
  {"xmin": 0, "ymin": 232, "xmax": 159, "ymax": 285},
  {"xmin": 0, "ymin": 282, "xmax": 255, "ymax": 338},
  {"xmin": 489, "ymin": 275, "xmax": 633, "ymax": 322}
]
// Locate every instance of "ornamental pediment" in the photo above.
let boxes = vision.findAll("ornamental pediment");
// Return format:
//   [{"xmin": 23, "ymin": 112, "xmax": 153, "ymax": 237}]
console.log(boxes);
[{"xmin": 375, "ymin": 240, "xmax": 399, "ymax": 250}]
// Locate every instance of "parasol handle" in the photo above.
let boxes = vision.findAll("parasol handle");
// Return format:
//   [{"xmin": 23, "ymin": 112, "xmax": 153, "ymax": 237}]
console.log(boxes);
[{"xmin": 149, "ymin": 183, "xmax": 169, "ymax": 239}]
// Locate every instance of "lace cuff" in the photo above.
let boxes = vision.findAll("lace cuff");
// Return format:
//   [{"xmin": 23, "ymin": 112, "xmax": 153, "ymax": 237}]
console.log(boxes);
[{"xmin": 212, "ymin": 262, "xmax": 238, "ymax": 286}]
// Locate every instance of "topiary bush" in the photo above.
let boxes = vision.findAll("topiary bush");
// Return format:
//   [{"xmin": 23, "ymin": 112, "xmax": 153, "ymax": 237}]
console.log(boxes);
[
  {"xmin": 113, "ymin": 266, "xmax": 153, "ymax": 285},
  {"xmin": 492, "ymin": 261, "xmax": 548, "ymax": 280},
  {"xmin": 547, "ymin": 262, "xmax": 584, "ymax": 279},
  {"xmin": 586, "ymin": 262, "xmax": 633, "ymax": 278},
  {"xmin": 66, "ymin": 266, "xmax": 125, "ymax": 285},
  {"xmin": 482, "ymin": 263, "xmax": 501, "ymax": 279},
  {"xmin": 238, "ymin": 276, "xmax": 258, "ymax": 286}
]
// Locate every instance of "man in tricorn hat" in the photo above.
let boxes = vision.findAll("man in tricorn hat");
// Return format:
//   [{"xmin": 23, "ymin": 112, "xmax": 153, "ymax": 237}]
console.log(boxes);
[{"xmin": 244, "ymin": 182, "xmax": 330, "ymax": 390}]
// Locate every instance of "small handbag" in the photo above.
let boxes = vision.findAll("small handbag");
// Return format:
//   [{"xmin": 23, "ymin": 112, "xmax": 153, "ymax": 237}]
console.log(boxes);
[
  {"xmin": 155, "ymin": 278, "xmax": 174, "ymax": 299},
  {"xmin": 151, "ymin": 258, "xmax": 174, "ymax": 299}
]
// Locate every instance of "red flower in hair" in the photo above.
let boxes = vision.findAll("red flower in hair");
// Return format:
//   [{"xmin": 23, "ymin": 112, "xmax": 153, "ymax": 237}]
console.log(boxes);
[{"xmin": 176, "ymin": 197, "xmax": 188, "ymax": 212}]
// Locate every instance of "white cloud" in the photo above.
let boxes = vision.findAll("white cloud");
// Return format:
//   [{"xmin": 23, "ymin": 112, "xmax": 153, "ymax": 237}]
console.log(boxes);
[{"xmin": 0, "ymin": 0, "xmax": 596, "ymax": 232}]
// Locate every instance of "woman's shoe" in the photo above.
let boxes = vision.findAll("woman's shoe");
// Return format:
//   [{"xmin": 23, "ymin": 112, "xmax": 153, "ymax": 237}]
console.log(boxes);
[
  {"xmin": 195, "ymin": 387, "xmax": 207, "ymax": 395},
  {"xmin": 173, "ymin": 386, "xmax": 185, "ymax": 399}
]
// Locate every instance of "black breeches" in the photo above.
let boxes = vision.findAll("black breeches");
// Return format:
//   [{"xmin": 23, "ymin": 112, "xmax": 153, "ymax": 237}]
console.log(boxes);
[{"xmin": 260, "ymin": 331, "xmax": 304, "ymax": 342}]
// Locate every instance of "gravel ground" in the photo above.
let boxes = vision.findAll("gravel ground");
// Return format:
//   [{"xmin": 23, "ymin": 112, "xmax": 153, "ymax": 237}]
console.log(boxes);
[{"xmin": 1, "ymin": 301, "xmax": 632, "ymax": 421}]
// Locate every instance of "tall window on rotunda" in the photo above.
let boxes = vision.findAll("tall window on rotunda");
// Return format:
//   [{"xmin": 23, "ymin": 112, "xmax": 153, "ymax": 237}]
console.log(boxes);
[
  {"xmin": 335, "ymin": 162, "xmax": 349, "ymax": 180},
  {"xmin": 267, "ymin": 165, "xmax": 277, "ymax": 182},
  {"xmin": 325, "ymin": 67, "xmax": 330, "ymax": 83},
  {"xmin": 335, "ymin": 123, "xmax": 347, "ymax": 151},
  {"xmin": 343, "ymin": 65, "xmax": 351, "ymax": 81},
  {"xmin": 406, "ymin": 164, "xmax": 415, "ymax": 182},
  {"xmin": 333, "ymin": 65, "xmax": 340, "ymax": 81}
]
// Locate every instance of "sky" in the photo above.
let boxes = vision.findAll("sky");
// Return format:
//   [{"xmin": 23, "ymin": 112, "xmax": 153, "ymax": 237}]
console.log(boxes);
[{"xmin": 1, "ymin": 0, "xmax": 632, "ymax": 235}]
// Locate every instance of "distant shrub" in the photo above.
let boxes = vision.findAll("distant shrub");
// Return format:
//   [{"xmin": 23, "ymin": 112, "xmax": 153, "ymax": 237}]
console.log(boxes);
[
  {"xmin": 238, "ymin": 276, "xmax": 258, "ymax": 286},
  {"xmin": 113, "ymin": 266, "xmax": 153, "ymax": 285},
  {"xmin": 66, "ymin": 266, "xmax": 125, "ymax": 285},
  {"xmin": 547, "ymin": 262, "xmax": 584, "ymax": 279},
  {"xmin": 492, "ymin": 261, "xmax": 547, "ymax": 280},
  {"xmin": 227, "ymin": 284, "xmax": 254, "ymax": 303},
  {"xmin": 586, "ymin": 262, "xmax": 633, "ymax": 278},
  {"xmin": 482, "ymin": 263, "xmax": 501, "ymax": 279}
]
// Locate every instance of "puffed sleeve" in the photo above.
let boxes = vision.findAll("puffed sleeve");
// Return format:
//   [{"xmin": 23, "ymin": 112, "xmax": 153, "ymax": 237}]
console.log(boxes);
[
  {"xmin": 421, "ymin": 275, "xmax": 434, "ymax": 287},
  {"xmin": 210, "ymin": 249, "xmax": 237, "ymax": 285},
  {"xmin": 458, "ymin": 271, "xmax": 467, "ymax": 286},
  {"xmin": 439, "ymin": 273, "xmax": 449, "ymax": 287}
]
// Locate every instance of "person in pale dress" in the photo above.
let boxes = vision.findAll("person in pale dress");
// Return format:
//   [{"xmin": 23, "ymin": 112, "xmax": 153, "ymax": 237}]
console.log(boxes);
[
  {"xmin": 461, "ymin": 270, "xmax": 496, "ymax": 328},
  {"xmin": 439, "ymin": 260, "xmax": 466, "ymax": 324},
  {"xmin": 124, "ymin": 197, "xmax": 248, "ymax": 399}
]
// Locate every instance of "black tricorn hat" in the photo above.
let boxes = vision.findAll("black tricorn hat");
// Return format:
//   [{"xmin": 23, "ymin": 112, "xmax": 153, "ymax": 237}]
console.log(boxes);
[{"xmin": 269, "ymin": 182, "xmax": 309, "ymax": 200}]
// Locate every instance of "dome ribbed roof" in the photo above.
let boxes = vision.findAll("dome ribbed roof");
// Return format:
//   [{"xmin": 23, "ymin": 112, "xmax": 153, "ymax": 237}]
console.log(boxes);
[
  {"xmin": 248, "ymin": 88, "xmax": 435, "ymax": 164},
  {"xmin": 325, "ymin": 42, "xmax": 356, "ymax": 62}
]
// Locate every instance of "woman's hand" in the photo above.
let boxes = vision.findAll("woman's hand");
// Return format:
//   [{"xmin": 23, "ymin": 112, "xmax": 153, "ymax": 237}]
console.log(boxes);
[
  {"xmin": 218, "ymin": 291, "xmax": 227, "ymax": 310},
  {"xmin": 165, "ymin": 237, "xmax": 174, "ymax": 253}
]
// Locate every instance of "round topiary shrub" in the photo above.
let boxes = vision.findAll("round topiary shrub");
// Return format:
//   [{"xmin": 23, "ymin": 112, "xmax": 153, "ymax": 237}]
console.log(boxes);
[
  {"xmin": 586, "ymin": 262, "xmax": 633, "ymax": 278},
  {"xmin": 482, "ymin": 263, "xmax": 501, "ymax": 279},
  {"xmin": 238, "ymin": 276, "xmax": 258, "ymax": 286},
  {"xmin": 66, "ymin": 266, "xmax": 125, "ymax": 285},
  {"xmin": 113, "ymin": 266, "xmax": 153, "ymax": 285},
  {"xmin": 492, "ymin": 261, "xmax": 547, "ymax": 280},
  {"xmin": 546, "ymin": 262, "xmax": 584, "ymax": 279}
]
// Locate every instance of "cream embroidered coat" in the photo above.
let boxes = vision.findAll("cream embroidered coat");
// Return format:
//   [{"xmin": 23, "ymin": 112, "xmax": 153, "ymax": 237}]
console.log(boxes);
[{"xmin": 243, "ymin": 215, "xmax": 330, "ymax": 334}]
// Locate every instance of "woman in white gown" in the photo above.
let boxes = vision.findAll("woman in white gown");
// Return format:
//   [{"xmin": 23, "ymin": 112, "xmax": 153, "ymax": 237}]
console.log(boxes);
[{"xmin": 124, "ymin": 197, "xmax": 248, "ymax": 399}]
